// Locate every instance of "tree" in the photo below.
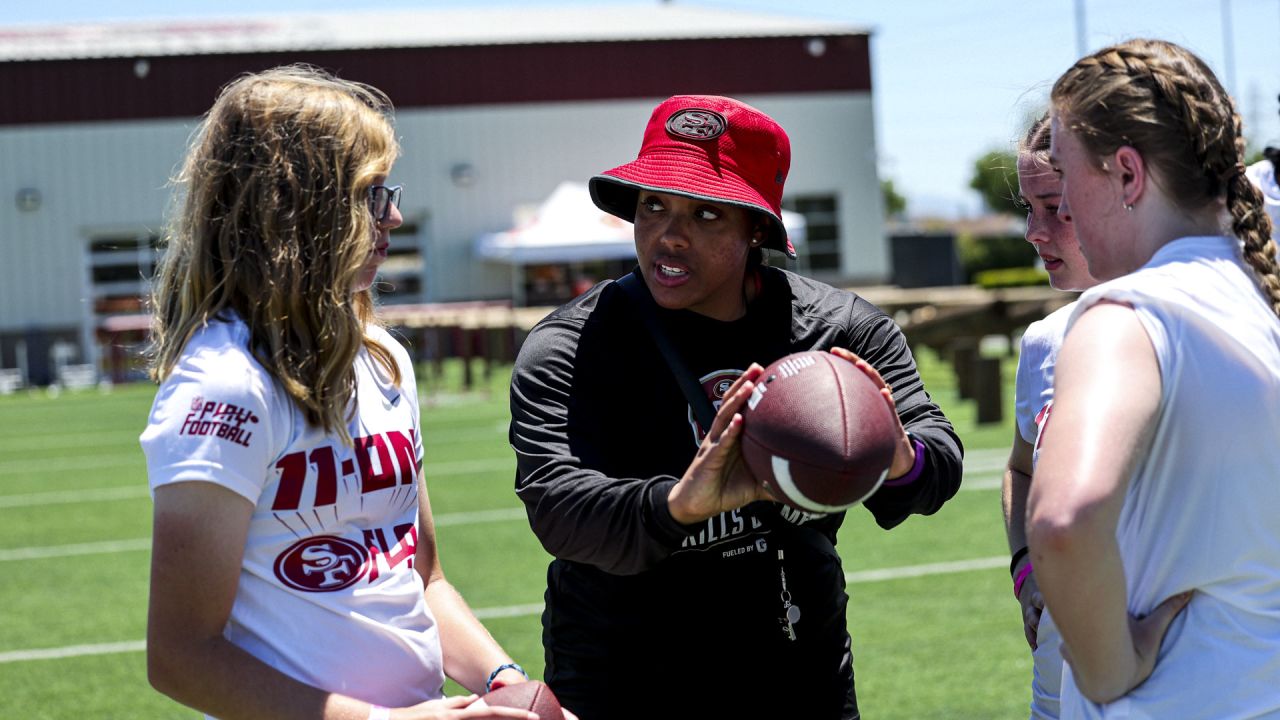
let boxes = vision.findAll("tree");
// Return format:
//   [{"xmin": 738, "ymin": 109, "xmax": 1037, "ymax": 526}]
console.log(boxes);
[
  {"xmin": 969, "ymin": 149, "xmax": 1022, "ymax": 215},
  {"xmin": 881, "ymin": 178, "xmax": 907, "ymax": 218}
]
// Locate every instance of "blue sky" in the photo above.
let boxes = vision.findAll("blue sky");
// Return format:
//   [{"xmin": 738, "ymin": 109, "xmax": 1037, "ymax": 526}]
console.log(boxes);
[{"xmin": 11, "ymin": 0, "xmax": 1280, "ymax": 218}]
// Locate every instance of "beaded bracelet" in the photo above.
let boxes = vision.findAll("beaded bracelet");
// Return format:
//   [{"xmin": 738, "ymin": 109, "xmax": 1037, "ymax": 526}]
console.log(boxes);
[{"xmin": 485, "ymin": 662, "xmax": 529, "ymax": 693}]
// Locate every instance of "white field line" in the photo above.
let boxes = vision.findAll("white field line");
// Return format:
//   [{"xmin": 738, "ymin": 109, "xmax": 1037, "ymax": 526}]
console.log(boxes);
[
  {"xmin": 0, "ymin": 640, "xmax": 147, "ymax": 663},
  {"xmin": 1, "ymin": 449, "xmax": 1008, "ymax": 510},
  {"xmin": 0, "ymin": 454, "xmax": 142, "ymax": 476},
  {"xmin": 0, "ymin": 538, "xmax": 152, "ymax": 561},
  {"xmin": 0, "ymin": 507, "xmax": 528, "ymax": 562},
  {"xmin": 0, "ymin": 430, "xmax": 141, "ymax": 453},
  {"xmin": 0, "ymin": 475, "xmax": 532, "ymax": 511},
  {"xmin": 434, "ymin": 507, "xmax": 526, "ymax": 526},
  {"xmin": 0, "ymin": 555, "xmax": 1007, "ymax": 664},
  {"xmin": 0, "ymin": 459, "xmax": 516, "ymax": 508},
  {"xmin": 0, "ymin": 485, "xmax": 150, "ymax": 509},
  {"xmin": 844, "ymin": 555, "xmax": 1006, "ymax": 582},
  {"xmin": 473, "ymin": 603, "xmax": 546, "ymax": 620},
  {"xmin": 0, "ymin": 421, "xmax": 506, "ymax": 452},
  {"xmin": 0, "ymin": 454, "xmax": 516, "ymax": 479}
]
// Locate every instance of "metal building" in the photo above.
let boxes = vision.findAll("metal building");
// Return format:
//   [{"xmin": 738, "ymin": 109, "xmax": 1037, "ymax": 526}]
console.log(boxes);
[{"xmin": 0, "ymin": 4, "xmax": 883, "ymax": 385}]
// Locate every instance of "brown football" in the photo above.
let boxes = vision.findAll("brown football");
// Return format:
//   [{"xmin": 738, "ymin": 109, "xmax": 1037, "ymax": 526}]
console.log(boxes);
[
  {"xmin": 741, "ymin": 351, "xmax": 899, "ymax": 512},
  {"xmin": 475, "ymin": 680, "xmax": 565, "ymax": 720}
]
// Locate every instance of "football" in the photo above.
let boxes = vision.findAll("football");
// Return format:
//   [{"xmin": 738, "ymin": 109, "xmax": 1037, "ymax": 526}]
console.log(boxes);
[
  {"xmin": 472, "ymin": 680, "xmax": 565, "ymax": 720},
  {"xmin": 740, "ymin": 351, "xmax": 899, "ymax": 512}
]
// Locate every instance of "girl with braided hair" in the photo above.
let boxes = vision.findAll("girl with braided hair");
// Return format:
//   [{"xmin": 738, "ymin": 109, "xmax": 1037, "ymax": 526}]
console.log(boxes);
[{"xmin": 1027, "ymin": 39, "xmax": 1280, "ymax": 717}]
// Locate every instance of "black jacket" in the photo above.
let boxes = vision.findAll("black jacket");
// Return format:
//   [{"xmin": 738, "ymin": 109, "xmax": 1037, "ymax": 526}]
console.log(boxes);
[{"xmin": 510, "ymin": 267, "xmax": 963, "ymax": 720}]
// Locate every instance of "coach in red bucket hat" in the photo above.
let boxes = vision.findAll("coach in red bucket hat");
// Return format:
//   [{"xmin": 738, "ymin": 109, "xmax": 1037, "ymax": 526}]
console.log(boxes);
[
  {"xmin": 510, "ymin": 91, "xmax": 963, "ymax": 720},
  {"xmin": 590, "ymin": 94, "xmax": 796, "ymax": 258}
]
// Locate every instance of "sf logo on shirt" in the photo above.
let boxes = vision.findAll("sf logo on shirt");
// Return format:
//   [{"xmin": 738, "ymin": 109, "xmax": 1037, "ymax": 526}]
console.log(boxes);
[
  {"xmin": 688, "ymin": 369, "xmax": 743, "ymax": 445},
  {"xmin": 272, "ymin": 523, "xmax": 417, "ymax": 592},
  {"xmin": 274, "ymin": 536, "xmax": 369, "ymax": 591}
]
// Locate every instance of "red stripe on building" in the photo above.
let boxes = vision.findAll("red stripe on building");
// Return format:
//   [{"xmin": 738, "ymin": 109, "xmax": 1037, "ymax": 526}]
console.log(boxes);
[{"xmin": 1, "ymin": 35, "xmax": 870, "ymax": 125}]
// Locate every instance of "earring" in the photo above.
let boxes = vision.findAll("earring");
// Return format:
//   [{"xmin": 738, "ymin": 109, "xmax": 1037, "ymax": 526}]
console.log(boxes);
[{"xmin": 1124, "ymin": 202, "xmax": 1134, "ymax": 212}]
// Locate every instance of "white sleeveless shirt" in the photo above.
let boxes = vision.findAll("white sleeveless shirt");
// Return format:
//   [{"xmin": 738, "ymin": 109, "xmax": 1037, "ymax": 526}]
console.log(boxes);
[{"xmin": 1058, "ymin": 237, "xmax": 1280, "ymax": 719}]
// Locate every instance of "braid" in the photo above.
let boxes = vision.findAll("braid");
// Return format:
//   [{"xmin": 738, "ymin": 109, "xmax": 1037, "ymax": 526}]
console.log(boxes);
[
  {"xmin": 1231, "ymin": 173, "xmax": 1280, "ymax": 318},
  {"xmin": 1226, "ymin": 109, "xmax": 1280, "ymax": 318}
]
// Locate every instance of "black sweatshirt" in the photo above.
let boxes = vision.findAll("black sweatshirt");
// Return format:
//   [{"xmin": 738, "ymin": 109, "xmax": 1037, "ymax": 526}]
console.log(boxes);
[{"xmin": 510, "ymin": 267, "xmax": 963, "ymax": 720}]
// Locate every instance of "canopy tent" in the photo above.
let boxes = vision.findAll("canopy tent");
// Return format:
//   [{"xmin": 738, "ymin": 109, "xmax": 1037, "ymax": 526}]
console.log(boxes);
[
  {"xmin": 474, "ymin": 181, "xmax": 636, "ymax": 264},
  {"xmin": 474, "ymin": 181, "xmax": 807, "ymax": 304}
]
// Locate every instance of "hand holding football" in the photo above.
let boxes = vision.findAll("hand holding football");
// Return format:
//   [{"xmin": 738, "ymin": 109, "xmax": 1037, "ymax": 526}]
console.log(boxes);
[
  {"xmin": 740, "ymin": 351, "xmax": 899, "ymax": 512},
  {"xmin": 471, "ymin": 680, "xmax": 565, "ymax": 720}
]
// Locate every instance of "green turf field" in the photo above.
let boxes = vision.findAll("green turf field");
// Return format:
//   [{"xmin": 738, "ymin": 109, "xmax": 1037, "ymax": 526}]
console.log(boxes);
[{"xmin": 0, "ymin": 349, "xmax": 1032, "ymax": 719}]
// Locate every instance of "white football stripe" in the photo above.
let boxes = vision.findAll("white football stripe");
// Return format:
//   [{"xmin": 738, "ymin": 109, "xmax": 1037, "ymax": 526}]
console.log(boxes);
[{"xmin": 770, "ymin": 455, "xmax": 887, "ymax": 514}]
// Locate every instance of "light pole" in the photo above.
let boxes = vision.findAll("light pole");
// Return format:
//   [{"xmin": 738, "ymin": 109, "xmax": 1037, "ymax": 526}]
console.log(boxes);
[
  {"xmin": 1221, "ymin": 0, "xmax": 1237, "ymax": 98},
  {"xmin": 1074, "ymin": 0, "xmax": 1088, "ymax": 56}
]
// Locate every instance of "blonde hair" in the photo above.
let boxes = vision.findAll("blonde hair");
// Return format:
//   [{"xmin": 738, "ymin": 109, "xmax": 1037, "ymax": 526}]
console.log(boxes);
[
  {"xmin": 149, "ymin": 65, "xmax": 402, "ymax": 444},
  {"xmin": 1051, "ymin": 39, "xmax": 1280, "ymax": 318}
]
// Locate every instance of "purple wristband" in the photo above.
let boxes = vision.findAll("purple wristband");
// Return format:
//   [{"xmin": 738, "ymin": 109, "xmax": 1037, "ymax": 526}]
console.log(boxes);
[
  {"xmin": 1013, "ymin": 561, "xmax": 1034, "ymax": 599},
  {"xmin": 881, "ymin": 436, "xmax": 925, "ymax": 487}
]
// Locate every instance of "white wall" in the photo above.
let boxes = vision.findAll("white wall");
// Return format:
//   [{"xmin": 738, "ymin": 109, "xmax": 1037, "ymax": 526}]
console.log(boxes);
[
  {"xmin": 0, "ymin": 90, "xmax": 881, "ymax": 344},
  {"xmin": 0, "ymin": 119, "xmax": 194, "ymax": 328},
  {"xmin": 756, "ymin": 93, "xmax": 885, "ymax": 281}
]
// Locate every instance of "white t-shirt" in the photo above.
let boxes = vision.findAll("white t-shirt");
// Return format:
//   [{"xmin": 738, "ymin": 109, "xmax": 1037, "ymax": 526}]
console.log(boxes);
[
  {"xmin": 140, "ymin": 316, "xmax": 445, "ymax": 711},
  {"xmin": 1246, "ymin": 159, "xmax": 1280, "ymax": 238},
  {"xmin": 1016, "ymin": 301, "xmax": 1076, "ymax": 446},
  {"xmin": 1057, "ymin": 237, "xmax": 1280, "ymax": 719},
  {"xmin": 1015, "ymin": 301, "xmax": 1076, "ymax": 720}
]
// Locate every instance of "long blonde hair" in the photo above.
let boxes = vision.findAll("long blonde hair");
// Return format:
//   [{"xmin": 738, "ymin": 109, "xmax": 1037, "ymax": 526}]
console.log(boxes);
[
  {"xmin": 149, "ymin": 65, "xmax": 401, "ymax": 444},
  {"xmin": 1051, "ymin": 39, "xmax": 1280, "ymax": 318}
]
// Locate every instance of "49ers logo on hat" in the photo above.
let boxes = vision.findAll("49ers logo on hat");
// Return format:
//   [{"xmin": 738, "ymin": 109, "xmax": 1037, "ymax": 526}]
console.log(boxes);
[
  {"xmin": 665, "ymin": 109, "xmax": 726, "ymax": 141},
  {"xmin": 274, "ymin": 535, "xmax": 368, "ymax": 592}
]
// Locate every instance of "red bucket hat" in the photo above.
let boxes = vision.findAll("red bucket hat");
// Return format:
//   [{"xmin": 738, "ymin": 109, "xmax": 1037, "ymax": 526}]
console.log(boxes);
[{"xmin": 589, "ymin": 95, "xmax": 796, "ymax": 258}]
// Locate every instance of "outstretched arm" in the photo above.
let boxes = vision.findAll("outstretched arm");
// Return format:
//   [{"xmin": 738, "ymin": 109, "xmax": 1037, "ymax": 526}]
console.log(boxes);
[
  {"xmin": 840, "ymin": 311, "xmax": 964, "ymax": 528},
  {"xmin": 415, "ymin": 476, "xmax": 530, "ymax": 697},
  {"xmin": 512, "ymin": 320, "xmax": 690, "ymax": 575}
]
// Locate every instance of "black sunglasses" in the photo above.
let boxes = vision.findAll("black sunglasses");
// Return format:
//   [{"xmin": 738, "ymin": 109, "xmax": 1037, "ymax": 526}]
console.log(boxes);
[{"xmin": 368, "ymin": 184, "xmax": 403, "ymax": 224}]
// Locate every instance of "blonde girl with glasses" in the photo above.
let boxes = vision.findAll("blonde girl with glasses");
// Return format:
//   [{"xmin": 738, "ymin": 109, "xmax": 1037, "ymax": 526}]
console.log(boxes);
[{"xmin": 142, "ymin": 66, "xmax": 544, "ymax": 720}]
